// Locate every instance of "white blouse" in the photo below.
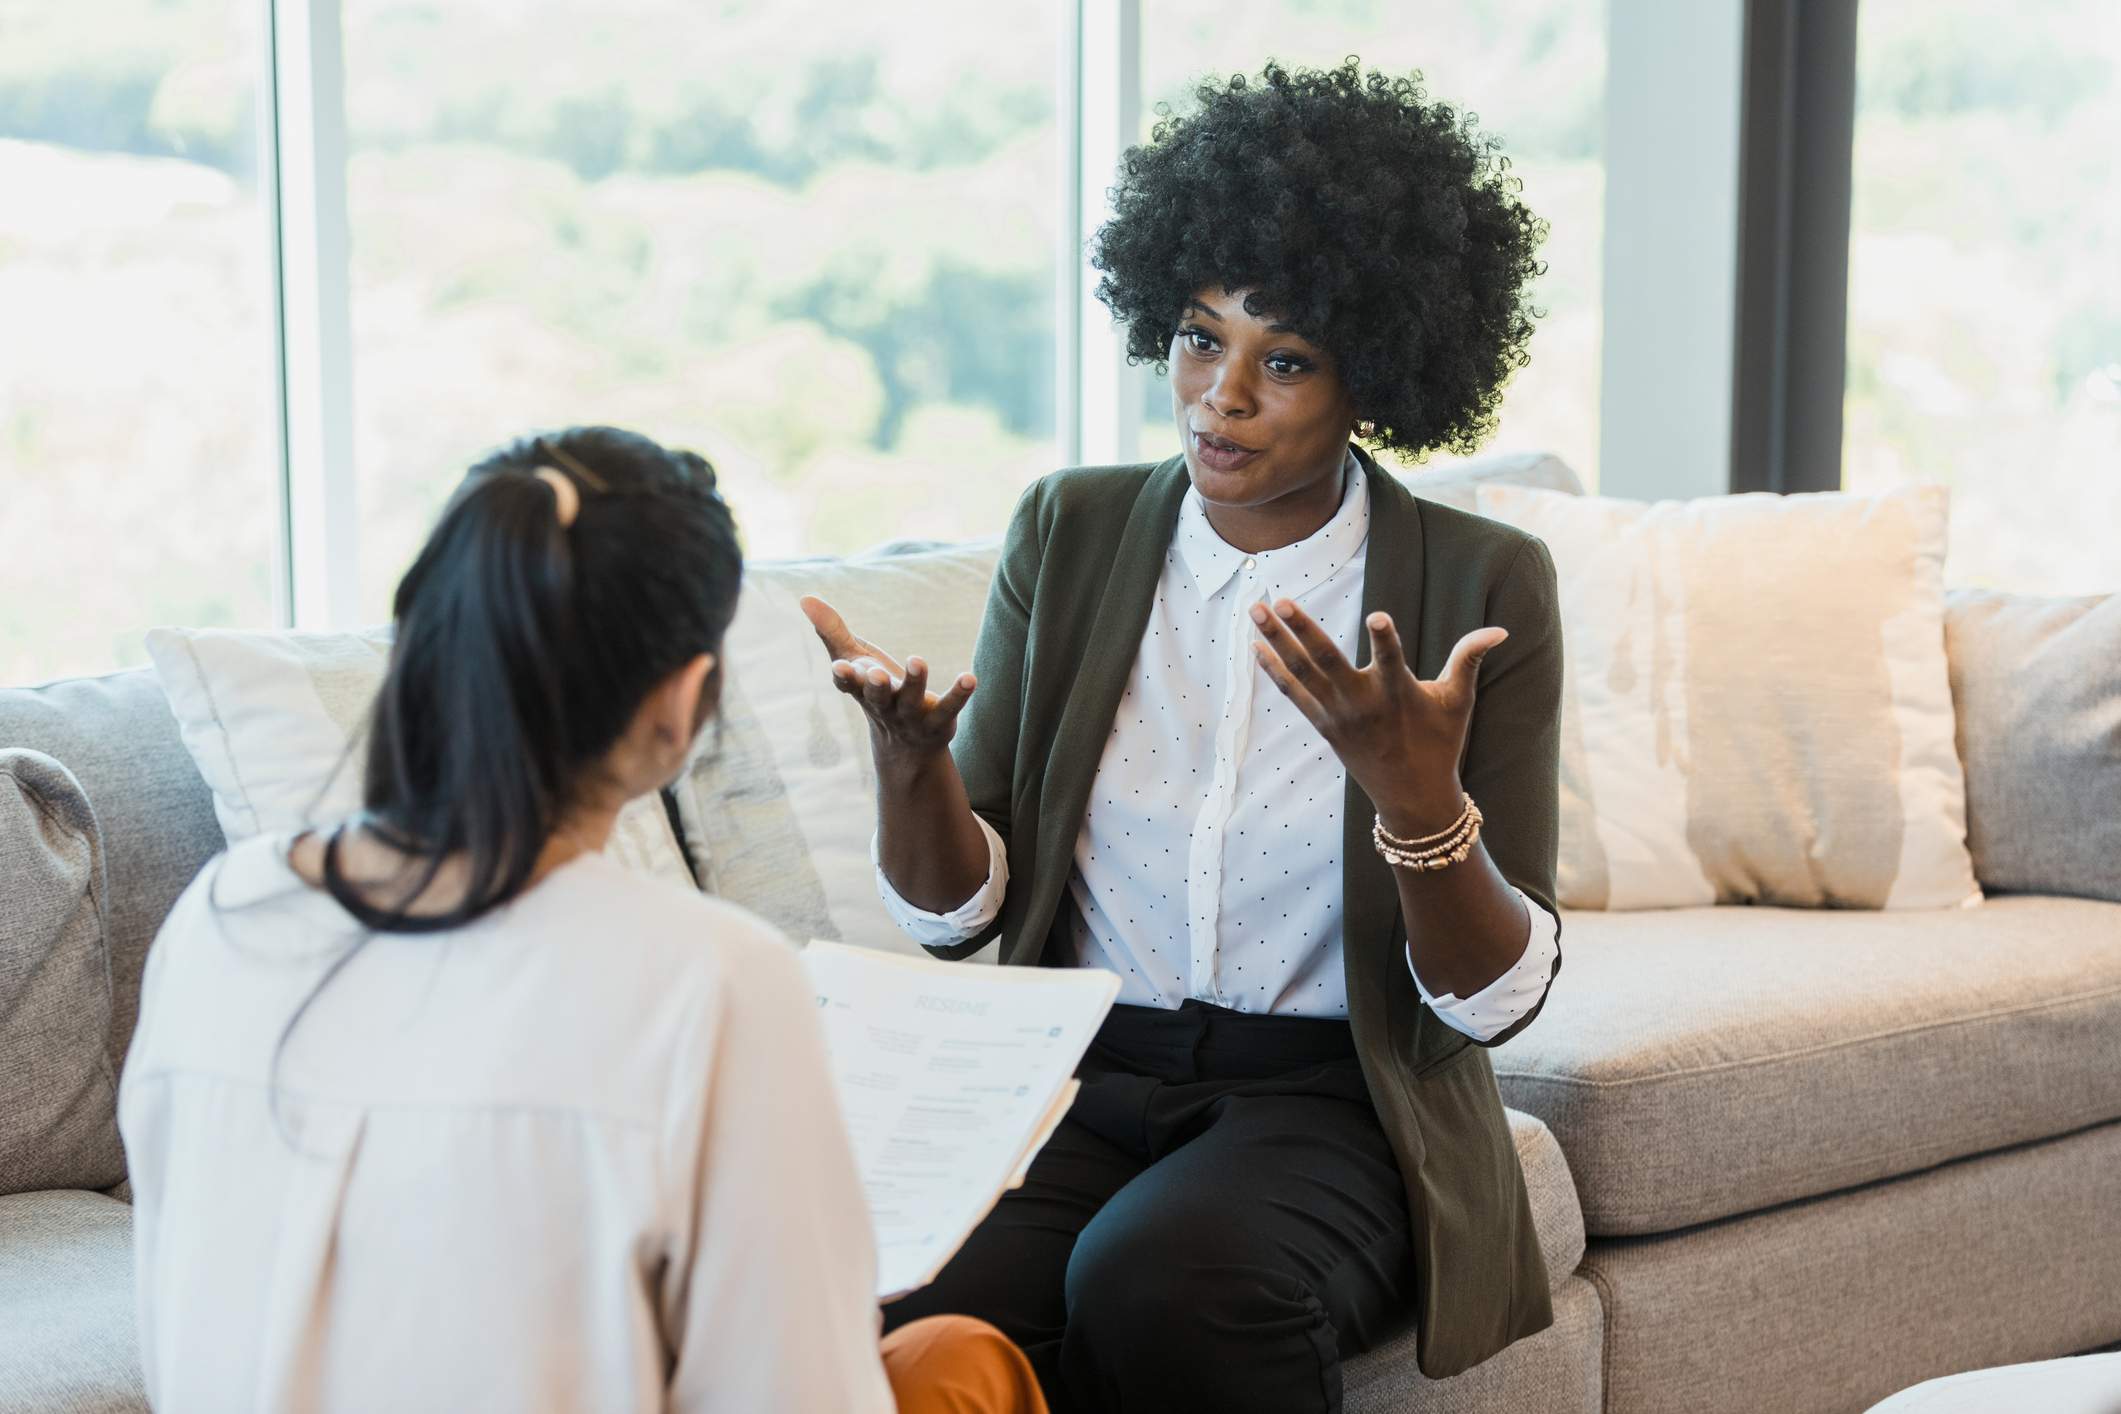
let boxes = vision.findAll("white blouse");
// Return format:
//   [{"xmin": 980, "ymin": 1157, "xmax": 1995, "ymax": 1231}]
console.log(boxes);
[
  {"xmin": 119, "ymin": 833, "xmax": 895, "ymax": 1414},
  {"xmin": 879, "ymin": 456, "xmax": 1558, "ymax": 1041}
]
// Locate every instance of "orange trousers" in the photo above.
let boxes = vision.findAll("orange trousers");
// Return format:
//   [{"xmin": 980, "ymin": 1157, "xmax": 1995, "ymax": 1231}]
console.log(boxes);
[{"xmin": 881, "ymin": 1315, "xmax": 1049, "ymax": 1414}]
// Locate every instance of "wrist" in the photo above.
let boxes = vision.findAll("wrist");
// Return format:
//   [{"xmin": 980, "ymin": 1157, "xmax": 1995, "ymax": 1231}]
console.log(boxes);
[
  {"xmin": 874, "ymin": 741, "xmax": 953, "ymax": 791},
  {"xmin": 1375, "ymin": 779, "xmax": 1466, "ymax": 840}
]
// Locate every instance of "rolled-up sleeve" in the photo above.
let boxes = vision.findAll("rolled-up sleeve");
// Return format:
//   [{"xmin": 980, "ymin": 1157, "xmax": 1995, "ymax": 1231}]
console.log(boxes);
[
  {"xmin": 1408, "ymin": 888, "xmax": 1559, "ymax": 1043},
  {"xmin": 872, "ymin": 814, "xmax": 1009, "ymax": 948}
]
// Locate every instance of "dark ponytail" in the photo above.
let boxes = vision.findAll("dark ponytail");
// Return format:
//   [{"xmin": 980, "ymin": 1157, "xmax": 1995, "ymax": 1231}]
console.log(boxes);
[{"xmin": 325, "ymin": 425, "xmax": 742, "ymax": 932}]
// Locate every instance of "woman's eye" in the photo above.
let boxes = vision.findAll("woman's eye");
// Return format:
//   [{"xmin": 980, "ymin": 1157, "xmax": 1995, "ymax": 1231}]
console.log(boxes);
[
  {"xmin": 1267, "ymin": 355, "xmax": 1310, "ymax": 375},
  {"xmin": 1180, "ymin": 327, "xmax": 1216, "ymax": 354}
]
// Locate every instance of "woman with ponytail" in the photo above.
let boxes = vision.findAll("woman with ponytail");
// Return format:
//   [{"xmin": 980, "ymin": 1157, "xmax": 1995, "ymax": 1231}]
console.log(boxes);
[{"xmin": 117, "ymin": 427, "xmax": 1045, "ymax": 1414}]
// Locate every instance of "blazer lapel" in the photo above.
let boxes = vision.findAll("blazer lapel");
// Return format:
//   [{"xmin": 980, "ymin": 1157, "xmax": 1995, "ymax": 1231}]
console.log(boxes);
[
  {"xmin": 1030, "ymin": 455, "xmax": 1193, "ymax": 939},
  {"xmin": 1342, "ymin": 451, "xmax": 1427, "ymax": 1005}
]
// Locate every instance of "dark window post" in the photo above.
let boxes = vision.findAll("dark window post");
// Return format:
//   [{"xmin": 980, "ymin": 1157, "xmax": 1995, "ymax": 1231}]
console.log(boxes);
[{"xmin": 1731, "ymin": 0, "xmax": 1860, "ymax": 494}]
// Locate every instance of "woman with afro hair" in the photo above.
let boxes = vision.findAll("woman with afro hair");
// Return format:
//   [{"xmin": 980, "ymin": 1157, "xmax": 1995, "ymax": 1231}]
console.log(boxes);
[{"xmin": 803, "ymin": 58, "xmax": 1565, "ymax": 1413}]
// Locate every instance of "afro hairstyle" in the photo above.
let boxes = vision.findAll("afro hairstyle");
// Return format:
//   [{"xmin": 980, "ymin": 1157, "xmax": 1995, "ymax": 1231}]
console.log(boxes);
[{"xmin": 1091, "ymin": 58, "xmax": 1547, "ymax": 459}]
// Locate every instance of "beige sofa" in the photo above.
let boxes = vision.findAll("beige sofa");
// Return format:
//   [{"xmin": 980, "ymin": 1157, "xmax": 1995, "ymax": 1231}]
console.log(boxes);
[{"xmin": 3, "ymin": 453, "xmax": 2116, "ymax": 1413}]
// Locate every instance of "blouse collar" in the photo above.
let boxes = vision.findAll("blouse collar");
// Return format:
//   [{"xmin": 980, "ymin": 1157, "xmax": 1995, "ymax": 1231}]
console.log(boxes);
[{"xmin": 1173, "ymin": 446, "xmax": 1370, "ymax": 603}]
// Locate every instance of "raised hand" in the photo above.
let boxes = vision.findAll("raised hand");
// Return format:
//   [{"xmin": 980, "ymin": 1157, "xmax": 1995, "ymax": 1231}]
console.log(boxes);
[
  {"xmin": 1249, "ymin": 598, "xmax": 1507, "ymax": 835},
  {"xmin": 798, "ymin": 595, "xmax": 977, "ymax": 764}
]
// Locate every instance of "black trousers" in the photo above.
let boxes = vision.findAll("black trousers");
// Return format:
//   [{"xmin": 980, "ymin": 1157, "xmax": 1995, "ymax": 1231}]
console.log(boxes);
[{"xmin": 881, "ymin": 1000, "xmax": 1418, "ymax": 1414}]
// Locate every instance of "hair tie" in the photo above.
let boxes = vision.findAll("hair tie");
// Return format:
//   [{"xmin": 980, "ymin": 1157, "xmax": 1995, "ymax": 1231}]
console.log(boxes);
[{"xmin": 532, "ymin": 467, "xmax": 581, "ymax": 528}]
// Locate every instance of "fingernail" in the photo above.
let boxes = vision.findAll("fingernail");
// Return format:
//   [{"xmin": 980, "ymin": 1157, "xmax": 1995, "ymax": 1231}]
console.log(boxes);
[
  {"xmin": 1277, "ymin": 602, "xmax": 1296, "ymax": 619},
  {"xmin": 1250, "ymin": 605, "xmax": 1268, "ymax": 625},
  {"xmin": 1369, "ymin": 613, "xmax": 1388, "ymax": 629}
]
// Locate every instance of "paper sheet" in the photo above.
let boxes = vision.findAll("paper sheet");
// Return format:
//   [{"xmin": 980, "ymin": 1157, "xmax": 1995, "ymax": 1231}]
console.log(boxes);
[{"xmin": 801, "ymin": 941, "xmax": 1119, "ymax": 1300}]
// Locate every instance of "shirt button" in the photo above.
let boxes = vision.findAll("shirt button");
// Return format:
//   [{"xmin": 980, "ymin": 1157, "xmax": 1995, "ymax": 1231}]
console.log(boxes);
[{"xmin": 1242, "ymin": 558, "xmax": 1256, "ymax": 571}]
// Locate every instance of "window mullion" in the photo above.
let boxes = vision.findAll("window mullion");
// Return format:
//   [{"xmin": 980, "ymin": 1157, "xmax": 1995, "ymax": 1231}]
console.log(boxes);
[
  {"xmin": 266, "ymin": 0, "xmax": 360, "ymax": 629},
  {"xmin": 1597, "ymin": 0, "xmax": 1747, "ymax": 501},
  {"xmin": 1074, "ymin": 0, "xmax": 1140, "ymax": 467}
]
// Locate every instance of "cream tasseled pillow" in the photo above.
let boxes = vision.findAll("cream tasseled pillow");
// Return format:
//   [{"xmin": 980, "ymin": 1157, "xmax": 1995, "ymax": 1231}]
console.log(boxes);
[
  {"xmin": 1472, "ymin": 482, "xmax": 1981, "ymax": 912},
  {"xmin": 144, "ymin": 626, "xmax": 694, "ymax": 889}
]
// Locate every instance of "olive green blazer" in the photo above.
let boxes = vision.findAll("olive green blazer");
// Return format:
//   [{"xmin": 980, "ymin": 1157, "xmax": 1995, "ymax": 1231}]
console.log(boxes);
[{"xmin": 933, "ymin": 445, "xmax": 1567, "ymax": 1378}]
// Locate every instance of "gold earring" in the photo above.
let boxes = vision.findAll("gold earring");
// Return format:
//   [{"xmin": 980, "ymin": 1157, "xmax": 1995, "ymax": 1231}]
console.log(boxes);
[{"xmin": 1355, "ymin": 419, "xmax": 1377, "ymax": 438}]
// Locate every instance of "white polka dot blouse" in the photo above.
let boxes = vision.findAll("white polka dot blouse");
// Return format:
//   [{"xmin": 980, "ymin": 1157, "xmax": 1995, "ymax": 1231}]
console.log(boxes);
[{"xmin": 875, "ymin": 453, "xmax": 1557, "ymax": 1039}]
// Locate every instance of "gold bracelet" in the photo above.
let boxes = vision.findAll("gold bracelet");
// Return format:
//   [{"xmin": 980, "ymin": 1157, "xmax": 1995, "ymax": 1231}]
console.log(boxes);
[
  {"xmin": 1374, "ymin": 817, "xmax": 1481, "ymax": 870},
  {"xmin": 1373, "ymin": 792, "xmax": 1478, "ymax": 850},
  {"xmin": 1373, "ymin": 819, "xmax": 1478, "ymax": 868},
  {"xmin": 1372, "ymin": 795, "xmax": 1483, "ymax": 872}
]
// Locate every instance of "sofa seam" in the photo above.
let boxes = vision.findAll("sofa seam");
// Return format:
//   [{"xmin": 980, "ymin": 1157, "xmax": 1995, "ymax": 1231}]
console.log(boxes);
[{"xmin": 1493, "ymin": 982, "xmax": 2121, "ymax": 1089}]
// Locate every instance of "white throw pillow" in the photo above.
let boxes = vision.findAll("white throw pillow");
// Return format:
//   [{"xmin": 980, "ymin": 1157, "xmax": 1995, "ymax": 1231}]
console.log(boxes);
[
  {"xmin": 1402, "ymin": 449, "xmax": 1585, "ymax": 511},
  {"xmin": 1472, "ymin": 482, "xmax": 1982, "ymax": 912},
  {"xmin": 144, "ymin": 626, "xmax": 693, "ymax": 888},
  {"xmin": 670, "ymin": 542, "xmax": 1002, "ymax": 959}
]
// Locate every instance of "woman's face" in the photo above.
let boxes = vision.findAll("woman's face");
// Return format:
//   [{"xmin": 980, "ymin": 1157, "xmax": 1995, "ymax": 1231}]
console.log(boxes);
[{"xmin": 1169, "ymin": 286, "xmax": 1358, "ymax": 514}]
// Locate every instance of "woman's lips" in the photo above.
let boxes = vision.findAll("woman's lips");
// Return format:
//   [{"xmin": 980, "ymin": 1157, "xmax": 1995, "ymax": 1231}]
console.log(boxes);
[{"xmin": 1192, "ymin": 428, "xmax": 1261, "ymax": 472}]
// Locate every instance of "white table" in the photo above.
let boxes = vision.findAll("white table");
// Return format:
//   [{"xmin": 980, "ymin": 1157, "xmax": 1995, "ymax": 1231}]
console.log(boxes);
[{"xmin": 1866, "ymin": 1353, "xmax": 2121, "ymax": 1413}]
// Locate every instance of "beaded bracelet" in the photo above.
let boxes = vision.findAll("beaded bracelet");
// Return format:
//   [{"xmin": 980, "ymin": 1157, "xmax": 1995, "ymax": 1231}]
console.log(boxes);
[{"xmin": 1372, "ymin": 792, "xmax": 1483, "ymax": 871}]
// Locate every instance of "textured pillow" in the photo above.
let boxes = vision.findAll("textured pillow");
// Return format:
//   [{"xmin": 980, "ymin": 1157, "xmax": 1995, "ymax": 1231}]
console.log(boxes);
[
  {"xmin": 1473, "ymin": 482, "xmax": 1982, "ymax": 912},
  {"xmin": 1402, "ymin": 449, "xmax": 1586, "ymax": 512},
  {"xmin": 0, "ymin": 751, "xmax": 127, "ymax": 1195},
  {"xmin": 142, "ymin": 626, "xmax": 693, "ymax": 888},
  {"xmin": 1945, "ymin": 589, "xmax": 2121, "ymax": 902},
  {"xmin": 670, "ymin": 542, "xmax": 1002, "ymax": 958}
]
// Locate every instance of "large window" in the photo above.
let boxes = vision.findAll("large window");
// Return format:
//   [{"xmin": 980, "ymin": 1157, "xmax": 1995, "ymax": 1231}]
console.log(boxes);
[
  {"xmin": 1130, "ymin": 1, "xmax": 1607, "ymax": 489},
  {"xmin": 0, "ymin": 2, "xmax": 1617, "ymax": 686},
  {"xmin": 1843, "ymin": 0, "xmax": 2120, "ymax": 593},
  {"xmin": 0, "ymin": 0, "xmax": 280, "ymax": 684},
  {"xmin": 12, "ymin": 3, "xmax": 2112, "ymax": 689},
  {"xmin": 340, "ymin": 0, "xmax": 1062, "ymax": 616}
]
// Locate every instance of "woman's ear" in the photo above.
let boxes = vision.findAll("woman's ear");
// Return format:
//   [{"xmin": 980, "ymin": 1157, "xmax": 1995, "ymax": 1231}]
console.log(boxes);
[
  {"xmin": 661, "ymin": 652, "xmax": 716, "ymax": 752},
  {"xmin": 608, "ymin": 653, "xmax": 719, "ymax": 800}
]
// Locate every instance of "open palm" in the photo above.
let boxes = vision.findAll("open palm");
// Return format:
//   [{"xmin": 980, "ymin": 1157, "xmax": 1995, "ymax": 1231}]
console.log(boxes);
[{"xmin": 1249, "ymin": 597, "xmax": 1506, "ymax": 827}]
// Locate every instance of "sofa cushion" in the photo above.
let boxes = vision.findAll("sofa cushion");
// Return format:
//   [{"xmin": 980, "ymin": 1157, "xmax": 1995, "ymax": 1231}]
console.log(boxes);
[
  {"xmin": 1579, "ymin": 1117, "xmax": 2121, "ymax": 1414},
  {"xmin": 0, "ymin": 752, "xmax": 126, "ymax": 1196},
  {"xmin": 0, "ymin": 1190, "xmax": 146, "ymax": 1414},
  {"xmin": 0, "ymin": 671, "xmax": 223, "ymax": 1059},
  {"xmin": 1341, "ymin": 1108, "xmax": 1592, "ymax": 1412},
  {"xmin": 1345, "ymin": 1273, "xmax": 1602, "ymax": 1414},
  {"xmin": 1473, "ymin": 482, "xmax": 1982, "ymax": 912},
  {"xmin": 1506, "ymin": 1108, "xmax": 1585, "ymax": 1288},
  {"xmin": 1946, "ymin": 589, "xmax": 2120, "ymax": 904},
  {"xmin": 1492, "ymin": 895, "xmax": 2121, "ymax": 1235}
]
